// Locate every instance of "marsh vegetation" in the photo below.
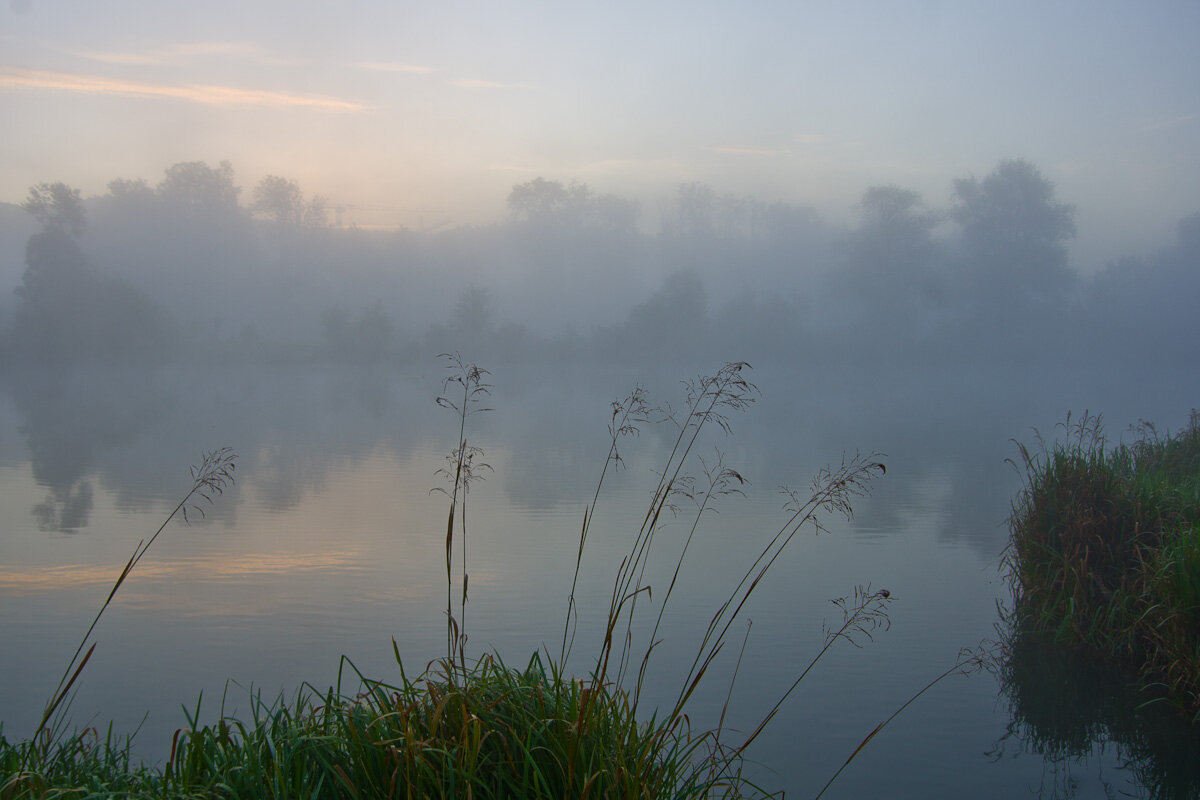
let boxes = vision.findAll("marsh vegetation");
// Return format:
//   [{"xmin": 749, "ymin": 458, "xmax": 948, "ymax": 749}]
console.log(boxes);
[{"xmin": 1006, "ymin": 411, "xmax": 1200, "ymax": 718}]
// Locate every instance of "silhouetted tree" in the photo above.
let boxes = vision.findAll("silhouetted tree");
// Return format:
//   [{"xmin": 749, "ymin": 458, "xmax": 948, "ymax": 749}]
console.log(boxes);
[
  {"xmin": 662, "ymin": 184, "xmax": 762, "ymax": 240},
  {"xmin": 618, "ymin": 270, "xmax": 708, "ymax": 358},
  {"xmin": 252, "ymin": 175, "xmax": 328, "ymax": 228},
  {"xmin": 508, "ymin": 177, "xmax": 577, "ymax": 222},
  {"xmin": 21, "ymin": 182, "xmax": 86, "ymax": 237},
  {"xmin": 860, "ymin": 186, "xmax": 934, "ymax": 231},
  {"xmin": 425, "ymin": 286, "xmax": 497, "ymax": 356},
  {"xmin": 12, "ymin": 185, "xmax": 91, "ymax": 360},
  {"xmin": 507, "ymin": 178, "xmax": 637, "ymax": 233},
  {"xmin": 1080, "ymin": 211, "xmax": 1200, "ymax": 363},
  {"xmin": 106, "ymin": 177, "xmax": 155, "ymax": 203},
  {"xmin": 10, "ymin": 183, "xmax": 174, "ymax": 363},
  {"xmin": 253, "ymin": 175, "xmax": 304, "ymax": 225},
  {"xmin": 951, "ymin": 159, "xmax": 1076, "ymax": 308},
  {"xmin": 501, "ymin": 179, "xmax": 647, "ymax": 336},
  {"xmin": 666, "ymin": 183, "xmax": 719, "ymax": 239},
  {"xmin": 157, "ymin": 160, "xmax": 241, "ymax": 214},
  {"xmin": 452, "ymin": 286, "xmax": 495, "ymax": 339},
  {"xmin": 322, "ymin": 301, "xmax": 396, "ymax": 362},
  {"xmin": 831, "ymin": 186, "xmax": 945, "ymax": 346}
]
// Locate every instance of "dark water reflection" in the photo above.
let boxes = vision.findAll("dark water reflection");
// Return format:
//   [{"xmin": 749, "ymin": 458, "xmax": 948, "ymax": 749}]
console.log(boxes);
[
  {"xmin": 0, "ymin": 358, "xmax": 1196, "ymax": 798},
  {"xmin": 10, "ymin": 367, "xmax": 174, "ymax": 530},
  {"xmin": 995, "ymin": 626, "xmax": 1200, "ymax": 800}
]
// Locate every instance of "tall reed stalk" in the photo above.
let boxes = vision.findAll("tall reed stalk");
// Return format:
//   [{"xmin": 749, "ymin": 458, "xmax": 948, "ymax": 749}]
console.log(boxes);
[
  {"xmin": 433, "ymin": 353, "xmax": 492, "ymax": 672},
  {"xmin": 427, "ymin": 359, "xmax": 917, "ymax": 791},
  {"xmin": 559, "ymin": 384, "xmax": 651, "ymax": 667},
  {"xmin": 25, "ymin": 448, "xmax": 236, "ymax": 766}
]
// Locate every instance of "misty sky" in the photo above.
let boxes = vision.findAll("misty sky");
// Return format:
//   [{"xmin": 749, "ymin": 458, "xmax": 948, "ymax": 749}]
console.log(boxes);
[{"xmin": 2, "ymin": 0, "xmax": 1198, "ymax": 265}]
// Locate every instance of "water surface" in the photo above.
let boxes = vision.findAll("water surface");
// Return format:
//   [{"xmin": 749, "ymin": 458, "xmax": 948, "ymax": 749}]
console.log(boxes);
[{"xmin": 1, "ymin": 360, "xmax": 1196, "ymax": 798}]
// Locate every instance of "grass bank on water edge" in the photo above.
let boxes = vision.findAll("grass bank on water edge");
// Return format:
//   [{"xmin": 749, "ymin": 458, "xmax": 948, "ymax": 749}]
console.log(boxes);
[
  {"xmin": 2, "ymin": 651, "xmax": 765, "ymax": 799},
  {"xmin": 1006, "ymin": 409, "xmax": 1200, "ymax": 718}
]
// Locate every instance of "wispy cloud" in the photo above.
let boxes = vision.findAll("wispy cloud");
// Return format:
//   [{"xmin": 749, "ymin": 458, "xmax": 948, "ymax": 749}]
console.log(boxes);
[
  {"xmin": 451, "ymin": 78, "xmax": 527, "ymax": 90},
  {"xmin": 703, "ymin": 146, "xmax": 787, "ymax": 156},
  {"xmin": 0, "ymin": 550, "xmax": 367, "ymax": 594},
  {"xmin": 72, "ymin": 51, "xmax": 162, "ymax": 66},
  {"xmin": 0, "ymin": 67, "xmax": 375, "ymax": 112},
  {"xmin": 171, "ymin": 42, "xmax": 264, "ymax": 59},
  {"xmin": 71, "ymin": 42, "xmax": 271, "ymax": 66},
  {"xmin": 356, "ymin": 61, "xmax": 436, "ymax": 74},
  {"xmin": 794, "ymin": 133, "xmax": 827, "ymax": 145}
]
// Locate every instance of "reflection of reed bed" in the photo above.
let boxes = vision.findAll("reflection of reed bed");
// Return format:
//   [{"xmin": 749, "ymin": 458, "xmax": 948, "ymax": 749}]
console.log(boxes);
[
  {"xmin": 1, "ymin": 360, "xmax": 980, "ymax": 799},
  {"xmin": 1006, "ymin": 410, "xmax": 1200, "ymax": 719},
  {"xmin": 997, "ymin": 627, "xmax": 1200, "ymax": 799}
]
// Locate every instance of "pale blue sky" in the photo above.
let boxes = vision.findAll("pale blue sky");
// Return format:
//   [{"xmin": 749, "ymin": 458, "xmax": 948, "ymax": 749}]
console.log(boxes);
[{"xmin": 2, "ymin": 0, "xmax": 1197, "ymax": 262}]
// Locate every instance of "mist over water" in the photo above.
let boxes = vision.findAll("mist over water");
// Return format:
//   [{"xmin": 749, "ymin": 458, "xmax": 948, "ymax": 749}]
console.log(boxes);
[
  {"xmin": 1, "ymin": 161, "xmax": 1198, "ymax": 798},
  {"xmin": 3, "ymin": 1, "xmax": 1198, "ymax": 793},
  {"xmin": 0, "ymin": 356, "xmax": 1195, "ymax": 797},
  {"xmin": 1, "ymin": 159, "xmax": 1197, "ymax": 372}
]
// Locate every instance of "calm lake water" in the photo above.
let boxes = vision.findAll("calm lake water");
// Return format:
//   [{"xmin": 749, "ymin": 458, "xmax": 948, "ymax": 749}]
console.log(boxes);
[{"xmin": 1, "ymin": 358, "xmax": 1197, "ymax": 798}]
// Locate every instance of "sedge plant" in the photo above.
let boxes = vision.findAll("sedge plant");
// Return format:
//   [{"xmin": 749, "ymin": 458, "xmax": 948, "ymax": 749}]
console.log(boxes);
[
  {"xmin": 1006, "ymin": 409, "xmax": 1200, "ymax": 717},
  {"xmin": 432, "ymin": 352, "xmax": 493, "ymax": 672}
]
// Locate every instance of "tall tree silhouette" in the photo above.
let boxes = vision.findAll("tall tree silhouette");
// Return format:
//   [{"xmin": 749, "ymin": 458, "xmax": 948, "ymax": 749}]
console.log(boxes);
[
  {"xmin": 952, "ymin": 159, "xmax": 1076, "ymax": 309},
  {"xmin": 835, "ymin": 186, "xmax": 944, "ymax": 344},
  {"xmin": 10, "ymin": 183, "xmax": 173, "ymax": 363},
  {"xmin": 11, "ymin": 184, "xmax": 92, "ymax": 361}
]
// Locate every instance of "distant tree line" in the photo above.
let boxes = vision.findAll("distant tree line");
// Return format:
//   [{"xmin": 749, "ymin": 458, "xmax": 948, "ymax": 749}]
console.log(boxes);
[{"xmin": 1, "ymin": 159, "xmax": 1196, "ymax": 368}]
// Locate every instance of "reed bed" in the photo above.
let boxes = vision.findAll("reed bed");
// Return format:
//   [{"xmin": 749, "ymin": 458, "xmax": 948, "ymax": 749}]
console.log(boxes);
[
  {"xmin": 1006, "ymin": 409, "xmax": 1200, "ymax": 718},
  {"xmin": 2, "ymin": 358, "xmax": 983, "ymax": 799}
]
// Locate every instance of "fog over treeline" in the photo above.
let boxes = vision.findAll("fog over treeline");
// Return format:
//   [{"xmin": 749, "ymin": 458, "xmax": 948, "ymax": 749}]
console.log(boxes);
[{"xmin": 1, "ymin": 158, "xmax": 1197, "ymax": 369}]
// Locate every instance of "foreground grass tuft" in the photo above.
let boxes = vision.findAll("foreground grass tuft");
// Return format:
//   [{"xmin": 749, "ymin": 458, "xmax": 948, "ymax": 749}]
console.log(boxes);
[
  {"xmin": 1006, "ymin": 409, "xmax": 1200, "ymax": 717},
  {"xmin": 2, "ymin": 652, "xmax": 758, "ymax": 799}
]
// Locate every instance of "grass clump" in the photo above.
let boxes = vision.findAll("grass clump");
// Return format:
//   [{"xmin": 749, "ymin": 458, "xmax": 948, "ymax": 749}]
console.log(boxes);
[
  {"xmin": 2, "ymin": 651, "xmax": 751, "ymax": 799},
  {"xmin": 1, "ymin": 724, "xmax": 163, "ymax": 799},
  {"xmin": 195, "ymin": 652, "xmax": 728, "ymax": 800},
  {"xmin": 1006, "ymin": 409, "xmax": 1200, "ymax": 717}
]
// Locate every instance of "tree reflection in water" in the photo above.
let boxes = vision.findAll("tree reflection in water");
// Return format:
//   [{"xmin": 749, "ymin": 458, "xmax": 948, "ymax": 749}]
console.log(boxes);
[{"xmin": 993, "ymin": 624, "xmax": 1200, "ymax": 800}]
